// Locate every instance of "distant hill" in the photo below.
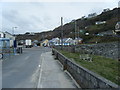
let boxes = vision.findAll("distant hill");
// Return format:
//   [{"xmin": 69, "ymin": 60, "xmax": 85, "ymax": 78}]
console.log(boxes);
[{"xmin": 16, "ymin": 8, "xmax": 120, "ymax": 42}]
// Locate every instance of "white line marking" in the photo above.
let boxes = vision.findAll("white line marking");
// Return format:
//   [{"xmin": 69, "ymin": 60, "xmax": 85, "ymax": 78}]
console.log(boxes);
[
  {"xmin": 37, "ymin": 54, "xmax": 44, "ymax": 88},
  {"xmin": 25, "ymin": 56, "xmax": 29, "ymax": 60}
]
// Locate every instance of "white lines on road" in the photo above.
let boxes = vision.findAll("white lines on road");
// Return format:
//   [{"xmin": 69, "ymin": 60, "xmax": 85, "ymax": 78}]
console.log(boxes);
[
  {"xmin": 25, "ymin": 56, "xmax": 30, "ymax": 60},
  {"xmin": 37, "ymin": 54, "xmax": 44, "ymax": 88}
]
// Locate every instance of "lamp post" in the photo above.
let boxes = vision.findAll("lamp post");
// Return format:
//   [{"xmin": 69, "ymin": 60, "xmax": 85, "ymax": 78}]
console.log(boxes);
[
  {"xmin": 12, "ymin": 27, "xmax": 17, "ymax": 36},
  {"xmin": 12, "ymin": 27, "xmax": 17, "ymax": 55}
]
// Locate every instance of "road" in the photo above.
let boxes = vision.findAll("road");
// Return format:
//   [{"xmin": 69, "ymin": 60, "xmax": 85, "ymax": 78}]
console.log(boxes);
[
  {"xmin": 2, "ymin": 47, "xmax": 77, "ymax": 88},
  {"xmin": 2, "ymin": 47, "xmax": 51, "ymax": 88}
]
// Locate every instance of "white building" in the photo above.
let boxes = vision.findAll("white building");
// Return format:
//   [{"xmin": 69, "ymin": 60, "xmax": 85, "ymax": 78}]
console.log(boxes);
[
  {"xmin": 95, "ymin": 21, "xmax": 106, "ymax": 25},
  {"xmin": 4, "ymin": 32, "xmax": 15, "ymax": 47},
  {"xmin": 49, "ymin": 37, "xmax": 60, "ymax": 46},
  {"xmin": 0, "ymin": 31, "xmax": 5, "ymax": 38}
]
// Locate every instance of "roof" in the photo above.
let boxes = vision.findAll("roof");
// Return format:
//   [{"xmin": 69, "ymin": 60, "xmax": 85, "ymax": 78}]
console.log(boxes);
[
  {"xmin": 50, "ymin": 38, "xmax": 60, "ymax": 42},
  {"xmin": 0, "ymin": 38, "xmax": 10, "ymax": 41},
  {"xmin": 5, "ymin": 31, "xmax": 13, "ymax": 36},
  {"xmin": 75, "ymin": 37, "xmax": 83, "ymax": 40},
  {"xmin": 41, "ymin": 39, "xmax": 48, "ymax": 43}
]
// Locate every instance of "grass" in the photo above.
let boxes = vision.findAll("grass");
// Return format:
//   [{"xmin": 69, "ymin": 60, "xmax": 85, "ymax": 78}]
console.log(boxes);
[{"xmin": 59, "ymin": 50, "xmax": 120, "ymax": 85}]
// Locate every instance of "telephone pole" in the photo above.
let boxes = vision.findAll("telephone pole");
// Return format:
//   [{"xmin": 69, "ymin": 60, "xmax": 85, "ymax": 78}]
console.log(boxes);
[
  {"xmin": 75, "ymin": 20, "xmax": 77, "ymax": 40},
  {"xmin": 61, "ymin": 17, "xmax": 63, "ymax": 50}
]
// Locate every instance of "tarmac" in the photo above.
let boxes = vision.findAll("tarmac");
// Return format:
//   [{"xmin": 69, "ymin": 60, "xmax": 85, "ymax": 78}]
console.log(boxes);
[{"xmin": 37, "ymin": 51, "xmax": 77, "ymax": 88}]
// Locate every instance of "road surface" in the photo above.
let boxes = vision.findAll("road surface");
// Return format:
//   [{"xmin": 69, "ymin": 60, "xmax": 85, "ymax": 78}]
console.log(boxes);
[
  {"xmin": 2, "ymin": 47, "xmax": 77, "ymax": 88},
  {"xmin": 2, "ymin": 47, "xmax": 51, "ymax": 88}
]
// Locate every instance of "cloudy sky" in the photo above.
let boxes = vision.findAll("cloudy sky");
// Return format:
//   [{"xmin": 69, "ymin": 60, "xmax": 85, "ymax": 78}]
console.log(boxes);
[{"xmin": 0, "ymin": 0, "xmax": 119, "ymax": 34}]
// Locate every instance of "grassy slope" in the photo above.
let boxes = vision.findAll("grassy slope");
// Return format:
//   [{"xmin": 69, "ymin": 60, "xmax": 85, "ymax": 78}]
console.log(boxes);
[{"xmin": 59, "ymin": 50, "xmax": 120, "ymax": 85}]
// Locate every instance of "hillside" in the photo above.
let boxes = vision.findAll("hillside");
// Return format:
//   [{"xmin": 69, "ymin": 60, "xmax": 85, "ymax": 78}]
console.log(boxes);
[
  {"xmin": 52, "ymin": 8, "xmax": 119, "ymax": 38},
  {"xmin": 16, "ymin": 8, "xmax": 120, "ymax": 42}
]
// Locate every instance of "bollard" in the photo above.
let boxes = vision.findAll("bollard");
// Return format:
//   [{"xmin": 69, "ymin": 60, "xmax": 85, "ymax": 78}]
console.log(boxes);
[
  {"xmin": 20, "ymin": 47, "xmax": 23, "ymax": 54},
  {"xmin": 63, "ymin": 59, "xmax": 67, "ymax": 70},
  {"xmin": 55, "ymin": 53, "xmax": 58, "ymax": 60},
  {"xmin": 52, "ymin": 49, "xmax": 54, "ymax": 55},
  {"xmin": 17, "ymin": 47, "xmax": 22, "ymax": 54}
]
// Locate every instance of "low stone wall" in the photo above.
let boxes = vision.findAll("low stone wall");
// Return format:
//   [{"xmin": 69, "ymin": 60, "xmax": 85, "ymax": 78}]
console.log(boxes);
[
  {"xmin": 54, "ymin": 42, "xmax": 119, "ymax": 60},
  {"xmin": 52, "ymin": 49, "xmax": 119, "ymax": 89}
]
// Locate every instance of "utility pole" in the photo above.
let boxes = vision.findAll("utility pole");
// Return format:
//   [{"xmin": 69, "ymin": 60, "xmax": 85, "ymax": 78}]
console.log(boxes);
[
  {"xmin": 77, "ymin": 26, "xmax": 79, "ymax": 38},
  {"xmin": 73, "ymin": 20, "xmax": 77, "ymax": 53},
  {"xmin": 61, "ymin": 17, "xmax": 63, "ymax": 50},
  {"xmin": 75, "ymin": 20, "xmax": 77, "ymax": 40},
  {"xmin": 12, "ymin": 26, "xmax": 17, "ymax": 55}
]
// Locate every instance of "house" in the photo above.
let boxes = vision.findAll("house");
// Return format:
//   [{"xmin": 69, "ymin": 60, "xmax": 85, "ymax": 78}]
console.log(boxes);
[
  {"xmin": 74, "ymin": 38, "xmax": 83, "ymax": 44},
  {"xmin": 87, "ymin": 13, "xmax": 97, "ymax": 18},
  {"xmin": 95, "ymin": 21, "xmax": 106, "ymax": 25},
  {"xmin": 103, "ymin": 8, "xmax": 110, "ymax": 12},
  {"xmin": 62, "ymin": 38, "xmax": 74, "ymax": 45},
  {"xmin": 4, "ymin": 31, "xmax": 15, "ymax": 47},
  {"xmin": 49, "ymin": 38, "xmax": 60, "ymax": 46},
  {"xmin": 40, "ymin": 39, "xmax": 49, "ymax": 47},
  {"xmin": 114, "ymin": 21, "xmax": 120, "ymax": 35},
  {"xmin": 0, "ymin": 31, "xmax": 5, "ymax": 38}
]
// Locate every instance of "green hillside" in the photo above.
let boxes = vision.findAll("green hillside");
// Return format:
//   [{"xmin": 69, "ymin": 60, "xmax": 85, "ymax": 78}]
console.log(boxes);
[{"xmin": 16, "ymin": 8, "xmax": 120, "ymax": 43}]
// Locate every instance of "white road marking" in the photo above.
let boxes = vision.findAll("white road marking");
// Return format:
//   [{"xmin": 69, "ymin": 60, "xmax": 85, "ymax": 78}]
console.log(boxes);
[
  {"xmin": 25, "ymin": 56, "xmax": 29, "ymax": 60},
  {"xmin": 37, "ymin": 54, "xmax": 44, "ymax": 88}
]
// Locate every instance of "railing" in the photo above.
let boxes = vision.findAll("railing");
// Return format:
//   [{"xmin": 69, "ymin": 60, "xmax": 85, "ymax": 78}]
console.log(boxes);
[{"xmin": 52, "ymin": 49, "xmax": 119, "ymax": 89}]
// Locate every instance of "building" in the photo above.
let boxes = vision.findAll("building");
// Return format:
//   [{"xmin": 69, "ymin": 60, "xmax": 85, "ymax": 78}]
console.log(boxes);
[
  {"xmin": 40, "ymin": 39, "xmax": 49, "ymax": 47},
  {"xmin": 0, "ymin": 31, "xmax": 5, "ymax": 38},
  {"xmin": 62, "ymin": 38, "xmax": 74, "ymax": 45},
  {"xmin": 103, "ymin": 8, "xmax": 110, "ymax": 12},
  {"xmin": 113, "ymin": 22, "xmax": 120, "ymax": 35},
  {"xmin": 87, "ymin": 13, "xmax": 97, "ymax": 18},
  {"xmin": 49, "ymin": 38, "xmax": 60, "ymax": 46},
  {"xmin": 4, "ymin": 32, "xmax": 15, "ymax": 47},
  {"xmin": 95, "ymin": 21, "xmax": 106, "ymax": 25},
  {"xmin": 74, "ymin": 38, "xmax": 83, "ymax": 44}
]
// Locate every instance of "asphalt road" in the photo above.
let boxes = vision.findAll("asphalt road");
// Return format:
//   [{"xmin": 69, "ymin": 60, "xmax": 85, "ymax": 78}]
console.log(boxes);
[{"xmin": 2, "ymin": 47, "xmax": 51, "ymax": 88}]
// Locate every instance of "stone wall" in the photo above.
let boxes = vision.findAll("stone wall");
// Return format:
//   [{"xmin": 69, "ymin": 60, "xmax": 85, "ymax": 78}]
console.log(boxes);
[{"xmin": 54, "ymin": 42, "xmax": 119, "ymax": 60}]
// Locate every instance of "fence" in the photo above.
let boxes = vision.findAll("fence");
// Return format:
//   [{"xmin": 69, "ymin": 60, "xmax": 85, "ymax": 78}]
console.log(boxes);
[{"xmin": 52, "ymin": 49, "xmax": 119, "ymax": 89}]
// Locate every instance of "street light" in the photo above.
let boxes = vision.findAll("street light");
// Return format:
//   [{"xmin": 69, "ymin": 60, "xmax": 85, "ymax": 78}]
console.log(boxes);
[
  {"xmin": 12, "ymin": 27, "xmax": 18, "ymax": 55},
  {"xmin": 12, "ymin": 27, "xmax": 17, "ymax": 35}
]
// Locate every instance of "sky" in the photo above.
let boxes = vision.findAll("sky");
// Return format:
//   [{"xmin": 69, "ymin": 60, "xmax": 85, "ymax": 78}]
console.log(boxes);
[{"xmin": 0, "ymin": 0, "xmax": 119, "ymax": 34}]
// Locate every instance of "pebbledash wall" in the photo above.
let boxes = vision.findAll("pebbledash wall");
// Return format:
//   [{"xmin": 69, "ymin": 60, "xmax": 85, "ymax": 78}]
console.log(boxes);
[
  {"xmin": 52, "ymin": 49, "xmax": 119, "ymax": 89},
  {"xmin": 54, "ymin": 42, "xmax": 119, "ymax": 60}
]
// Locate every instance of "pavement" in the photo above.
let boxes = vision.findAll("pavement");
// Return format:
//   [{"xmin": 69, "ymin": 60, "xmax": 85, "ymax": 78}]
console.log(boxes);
[
  {"xmin": 0, "ymin": 60, "xmax": 2, "ymax": 90},
  {"xmin": 37, "ymin": 51, "xmax": 77, "ymax": 88},
  {"xmin": 2, "ymin": 47, "xmax": 77, "ymax": 88}
]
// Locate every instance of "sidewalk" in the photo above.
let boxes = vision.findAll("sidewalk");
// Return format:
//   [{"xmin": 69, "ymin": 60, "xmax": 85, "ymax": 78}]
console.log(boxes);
[{"xmin": 37, "ymin": 51, "xmax": 77, "ymax": 88}]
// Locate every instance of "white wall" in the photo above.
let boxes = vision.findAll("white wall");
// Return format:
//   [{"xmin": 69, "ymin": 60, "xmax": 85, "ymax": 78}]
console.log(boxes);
[
  {"xmin": 4, "ymin": 32, "xmax": 15, "ymax": 47},
  {"xmin": 0, "ymin": 32, "xmax": 4, "ymax": 38}
]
